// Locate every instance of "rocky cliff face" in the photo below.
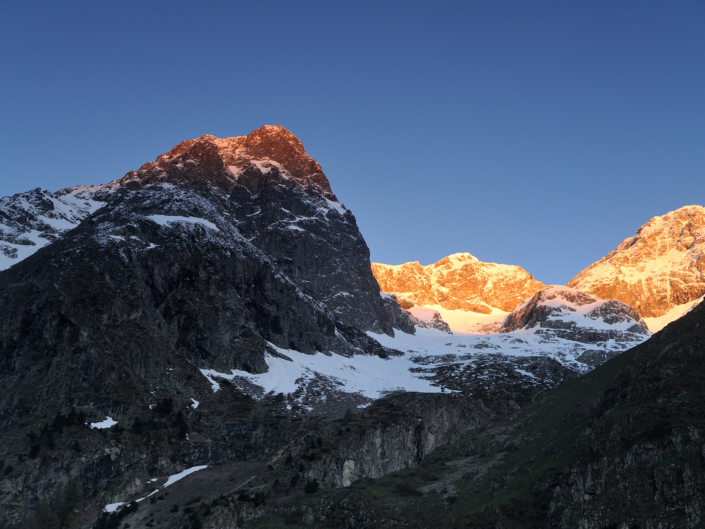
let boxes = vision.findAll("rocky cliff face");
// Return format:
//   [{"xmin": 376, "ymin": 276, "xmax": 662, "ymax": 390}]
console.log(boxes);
[
  {"xmin": 568, "ymin": 205, "xmax": 705, "ymax": 319},
  {"xmin": 292, "ymin": 392, "xmax": 520, "ymax": 492},
  {"xmin": 371, "ymin": 253, "xmax": 545, "ymax": 314}
]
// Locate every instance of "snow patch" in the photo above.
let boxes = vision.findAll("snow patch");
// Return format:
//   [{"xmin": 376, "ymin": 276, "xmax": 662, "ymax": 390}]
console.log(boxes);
[
  {"xmin": 134, "ymin": 466, "xmax": 209, "ymax": 503},
  {"xmin": 199, "ymin": 370, "xmax": 222, "ymax": 392},
  {"xmin": 325, "ymin": 199, "xmax": 347, "ymax": 216},
  {"xmin": 90, "ymin": 417, "xmax": 118, "ymax": 429},
  {"xmin": 136, "ymin": 489, "xmax": 159, "ymax": 502},
  {"xmin": 515, "ymin": 368, "xmax": 538, "ymax": 379},
  {"xmin": 200, "ymin": 341, "xmax": 444, "ymax": 400},
  {"xmin": 163, "ymin": 465, "xmax": 208, "ymax": 488},
  {"xmin": 147, "ymin": 215, "xmax": 220, "ymax": 232}
]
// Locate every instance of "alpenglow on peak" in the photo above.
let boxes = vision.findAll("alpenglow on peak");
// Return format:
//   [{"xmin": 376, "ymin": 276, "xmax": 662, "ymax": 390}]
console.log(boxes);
[{"xmin": 118, "ymin": 125, "xmax": 336, "ymax": 199}]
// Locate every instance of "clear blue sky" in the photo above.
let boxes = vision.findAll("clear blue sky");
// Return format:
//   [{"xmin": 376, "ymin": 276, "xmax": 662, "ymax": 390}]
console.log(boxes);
[{"xmin": 1, "ymin": 1, "xmax": 703, "ymax": 284}]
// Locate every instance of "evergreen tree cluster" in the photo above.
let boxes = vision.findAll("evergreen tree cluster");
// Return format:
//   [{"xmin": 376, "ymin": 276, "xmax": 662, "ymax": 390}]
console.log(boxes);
[
  {"xmin": 131, "ymin": 398, "xmax": 188, "ymax": 439},
  {"xmin": 0, "ymin": 459, "xmax": 13, "ymax": 476},
  {"xmin": 28, "ymin": 408, "xmax": 87, "ymax": 458}
]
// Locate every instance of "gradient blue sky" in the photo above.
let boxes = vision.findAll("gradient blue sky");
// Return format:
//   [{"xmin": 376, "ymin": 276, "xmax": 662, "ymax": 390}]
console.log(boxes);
[{"xmin": 1, "ymin": 1, "xmax": 703, "ymax": 284}]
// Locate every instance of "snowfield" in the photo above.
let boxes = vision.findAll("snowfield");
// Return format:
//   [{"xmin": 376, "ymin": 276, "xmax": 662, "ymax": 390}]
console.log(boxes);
[
  {"xmin": 198, "ymin": 312, "xmax": 649, "ymax": 412},
  {"xmin": 424, "ymin": 305, "xmax": 509, "ymax": 333},
  {"xmin": 200, "ymin": 340, "xmax": 445, "ymax": 401}
]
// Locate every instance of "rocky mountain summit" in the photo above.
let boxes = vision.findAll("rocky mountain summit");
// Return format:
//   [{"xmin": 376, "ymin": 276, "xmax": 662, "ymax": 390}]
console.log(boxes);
[
  {"xmin": 371, "ymin": 253, "xmax": 544, "ymax": 314},
  {"xmin": 118, "ymin": 125, "xmax": 335, "ymax": 200},
  {"xmin": 568, "ymin": 205, "xmax": 705, "ymax": 322},
  {"xmin": 372, "ymin": 207, "xmax": 705, "ymax": 335}
]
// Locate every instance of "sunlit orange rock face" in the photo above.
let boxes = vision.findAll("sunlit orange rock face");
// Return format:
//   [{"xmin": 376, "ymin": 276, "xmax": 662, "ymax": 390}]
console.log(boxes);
[
  {"xmin": 371, "ymin": 253, "xmax": 545, "ymax": 314},
  {"xmin": 118, "ymin": 125, "xmax": 336, "ymax": 199},
  {"xmin": 568, "ymin": 205, "xmax": 705, "ymax": 318}
]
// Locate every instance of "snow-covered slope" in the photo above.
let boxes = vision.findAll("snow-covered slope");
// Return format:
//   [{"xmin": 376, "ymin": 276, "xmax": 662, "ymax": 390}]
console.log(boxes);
[
  {"xmin": 197, "ymin": 286, "xmax": 651, "ymax": 414},
  {"xmin": 643, "ymin": 293, "xmax": 704, "ymax": 332},
  {"xmin": 0, "ymin": 186, "xmax": 107, "ymax": 271},
  {"xmin": 423, "ymin": 305, "xmax": 509, "ymax": 334},
  {"xmin": 568, "ymin": 205, "xmax": 705, "ymax": 327},
  {"xmin": 371, "ymin": 253, "xmax": 544, "ymax": 314}
]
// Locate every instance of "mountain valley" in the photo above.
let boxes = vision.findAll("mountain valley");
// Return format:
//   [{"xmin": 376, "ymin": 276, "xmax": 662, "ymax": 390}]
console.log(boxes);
[{"xmin": 0, "ymin": 126, "xmax": 702, "ymax": 529}]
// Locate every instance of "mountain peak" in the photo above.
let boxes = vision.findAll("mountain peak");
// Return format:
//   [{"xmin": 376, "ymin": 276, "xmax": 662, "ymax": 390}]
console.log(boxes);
[
  {"xmin": 568, "ymin": 204, "xmax": 705, "ymax": 321},
  {"xmin": 243, "ymin": 124, "xmax": 302, "ymax": 151},
  {"xmin": 241, "ymin": 125, "xmax": 326, "ymax": 183},
  {"xmin": 118, "ymin": 125, "xmax": 335, "ymax": 198},
  {"xmin": 372, "ymin": 253, "xmax": 544, "ymax": 314},
  {"xmin": 437, "ymin": 252, "xmax": 480, "ymax": 265}
]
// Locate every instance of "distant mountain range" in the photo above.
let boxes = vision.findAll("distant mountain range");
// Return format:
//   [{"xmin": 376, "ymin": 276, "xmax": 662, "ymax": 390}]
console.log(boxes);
[
  {"xmin": 0, "ymin": 126, "xmax": 702, "ymax": 529},
  {"xmin": 371, "ymin": 253, "xmax": 545, "ymax": 314},
  {"xmin": 372, "ymin": 205, "xmax": 705, "ymax": 333}
]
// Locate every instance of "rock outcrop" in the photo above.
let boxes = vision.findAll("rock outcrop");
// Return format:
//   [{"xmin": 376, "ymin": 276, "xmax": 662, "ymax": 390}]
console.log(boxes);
[
  {"xmin": 501, "ymin": 285, "xmax": 650, "ymax": 344},
  {"xmin": 568, "ymin": 205, "xmax": 705, "ymax": 318},
  {"xmin": 392, "ymin": 295, "xmax": 452, "ymax": 334},
  {"xmin": 371, "ymin": 253, "xmax": 544, "ymax": 314}
]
